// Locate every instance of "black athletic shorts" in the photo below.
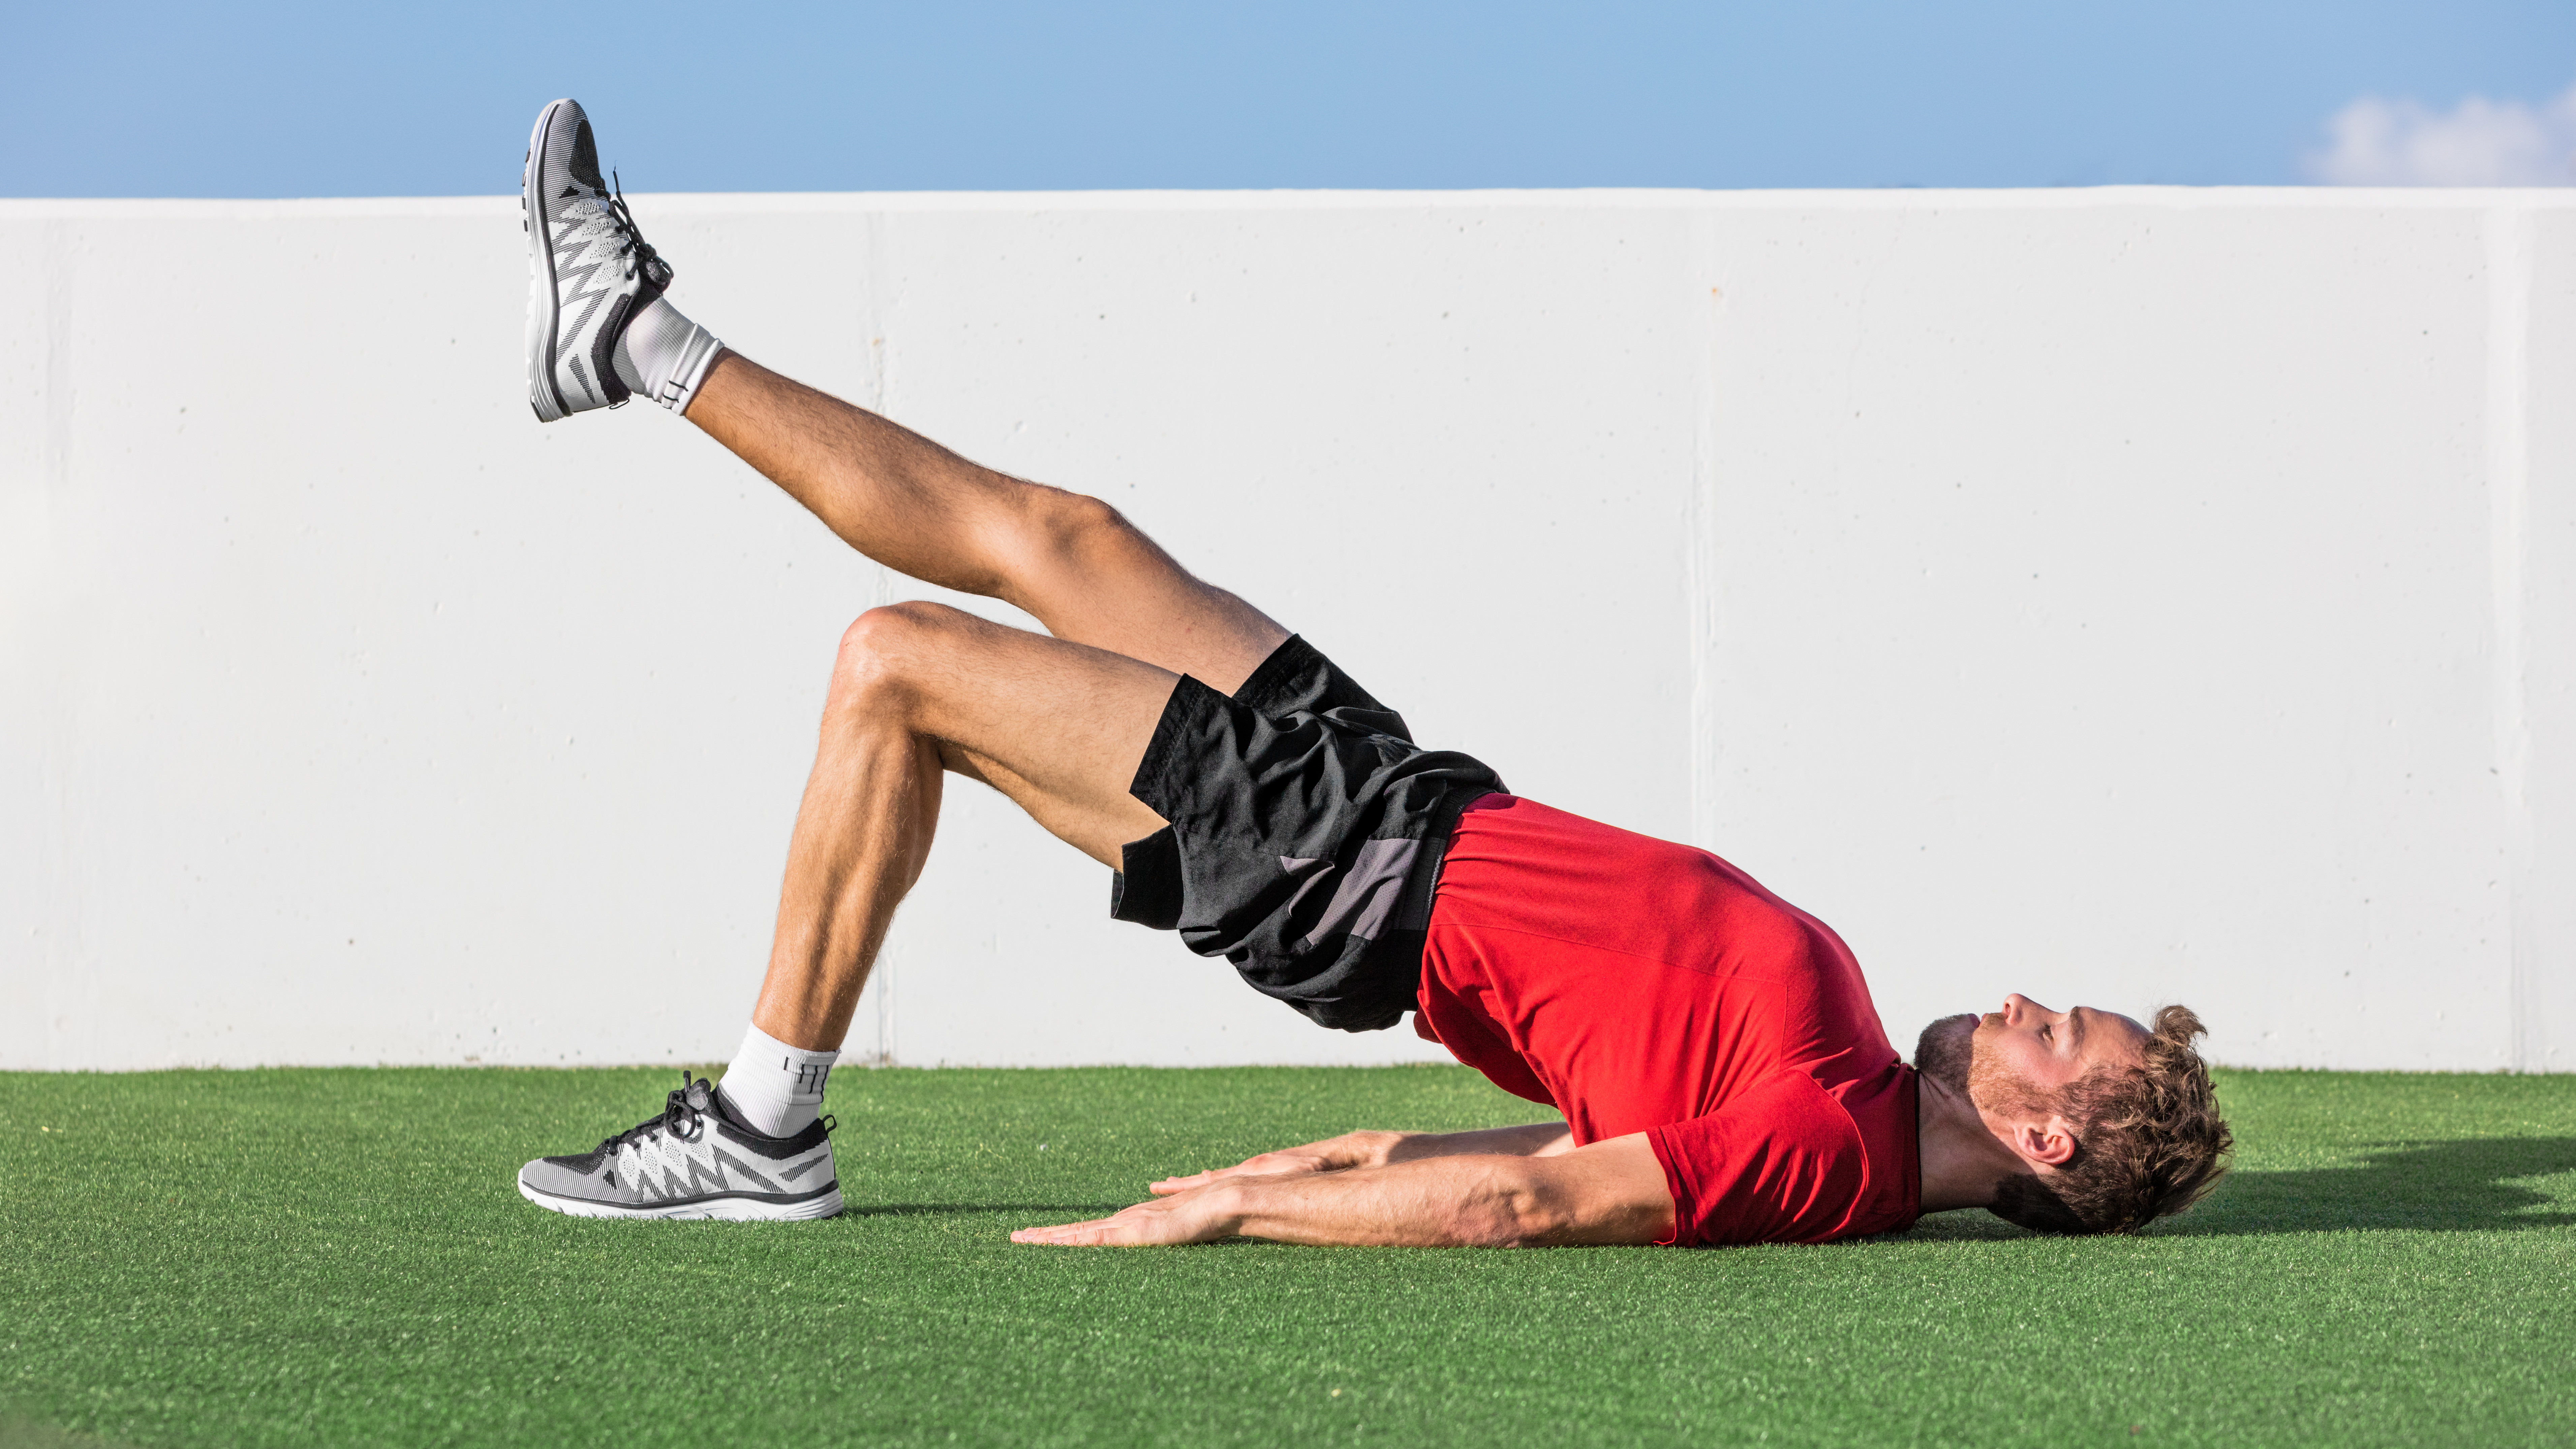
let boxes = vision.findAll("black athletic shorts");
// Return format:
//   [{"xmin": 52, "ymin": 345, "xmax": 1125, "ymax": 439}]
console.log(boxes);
[{"xmin": 1109, "ymin": 636, "xmax": 1507, "ymax": 1034}]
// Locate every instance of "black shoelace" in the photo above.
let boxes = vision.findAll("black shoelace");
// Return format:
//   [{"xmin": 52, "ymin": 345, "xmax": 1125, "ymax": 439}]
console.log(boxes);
[
  {"xmin": 603, "ymin": 171, "xmax": 665, "ymax": 283},
  {"xmin": 597, "ymin": 1070, "xmax": 708, "ymax": 1156}
]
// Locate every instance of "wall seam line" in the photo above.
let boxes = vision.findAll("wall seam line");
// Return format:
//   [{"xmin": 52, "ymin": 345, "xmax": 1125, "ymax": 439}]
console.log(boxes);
[
  {"xmin": 39, "ymin": 219, "xmax": 76, "ymax": 1074},
  {"xmin": 860, "ymin": 207, "xmax": 898, "ymax": 1069},
  {"xmin": 2487, "ymin": 203, "xmax": 2537, "ymax": 1072},
  {"xmin": 1687, "ymin": 212, "xmax": 1723, "ymax": 853}
]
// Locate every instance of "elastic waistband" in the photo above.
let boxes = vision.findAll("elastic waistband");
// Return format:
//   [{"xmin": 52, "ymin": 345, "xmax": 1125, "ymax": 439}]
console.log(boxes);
[{"xmin": 1392, "ymin": 786, "xmax": 1509, "ymax": 936}]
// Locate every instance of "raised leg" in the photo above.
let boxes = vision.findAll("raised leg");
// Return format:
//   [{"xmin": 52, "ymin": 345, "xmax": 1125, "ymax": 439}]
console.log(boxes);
[
  {"xmin": 749, "ymin": 601, "xmax": 1177, "ymax": 1051},
  {"xmin": 685, "ymin": 352, "xmax": 1288, "ymax": 693}
]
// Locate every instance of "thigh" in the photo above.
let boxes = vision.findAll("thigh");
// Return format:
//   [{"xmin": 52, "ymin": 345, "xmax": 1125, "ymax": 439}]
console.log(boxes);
[{"xmin": 877, "ymin": 603, "xmax": 1175, "ymax": 867}]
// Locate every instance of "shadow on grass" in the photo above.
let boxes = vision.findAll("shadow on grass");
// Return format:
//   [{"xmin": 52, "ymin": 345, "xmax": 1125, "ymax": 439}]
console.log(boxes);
[
  {"xmin": 2168, "ymin": 1136, "xmax": 2576, "ymax": 1236},
  {"xmin": 1902, "ymin": 1137, "xmax": 2576, "ymax": 1243},
  {"xmin": 841, "ymin": 1203, "xmax": 1132, "ymax": 1219}
]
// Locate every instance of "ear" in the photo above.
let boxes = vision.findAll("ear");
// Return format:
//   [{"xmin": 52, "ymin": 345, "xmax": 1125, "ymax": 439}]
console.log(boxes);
[{"xmin": 2012, "ymin": 1114, "xmax": 2080, "ymax": 1169}]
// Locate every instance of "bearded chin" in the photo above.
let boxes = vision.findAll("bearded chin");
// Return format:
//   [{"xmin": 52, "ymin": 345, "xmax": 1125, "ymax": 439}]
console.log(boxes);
[{"xmin": 1912, "ymin": 1013, "xmax": 1977, "ymax": 1094}]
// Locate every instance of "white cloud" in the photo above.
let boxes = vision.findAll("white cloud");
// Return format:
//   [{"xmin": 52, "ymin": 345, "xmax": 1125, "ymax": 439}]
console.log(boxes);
[{"xmin": 2306, "ymin": 81, "xmax": 2576, "ymax": 185}]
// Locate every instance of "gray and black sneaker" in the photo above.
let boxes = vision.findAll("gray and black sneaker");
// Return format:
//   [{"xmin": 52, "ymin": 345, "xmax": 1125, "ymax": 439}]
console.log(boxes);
[
  {"xmin": 517, "ymin": 1073, "xmax": 844, "ymax": 1221},
  {"xmin": 522, "ymin": 97, "xmax": 671, "ymax": 421}
]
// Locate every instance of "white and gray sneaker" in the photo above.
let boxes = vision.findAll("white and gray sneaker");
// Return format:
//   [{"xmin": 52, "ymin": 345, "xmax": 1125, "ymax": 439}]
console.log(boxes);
[
  {"xmin": 518, "ymin": 1073, "xmax": 844, "ymax": 1221},
  {"xmin": 521, "ymin": 98, "xmax": 720, "ymax": 421}
]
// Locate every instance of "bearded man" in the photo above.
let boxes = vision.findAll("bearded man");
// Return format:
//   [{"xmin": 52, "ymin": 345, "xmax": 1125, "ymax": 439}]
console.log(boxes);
[{"xmin": 507, "ymin": 99, "xmax": 2234, "ymax": 1245}]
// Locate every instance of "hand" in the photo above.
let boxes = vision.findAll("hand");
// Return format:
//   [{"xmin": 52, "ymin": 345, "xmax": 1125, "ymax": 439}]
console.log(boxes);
[
  {"xmin": 1145, "ymin": 1131, "xmax": 1395, "ymax": 1197},
  {"xmin": 1010, "ymin": 1182, "xmax": 1241, "ymax": 1247}
]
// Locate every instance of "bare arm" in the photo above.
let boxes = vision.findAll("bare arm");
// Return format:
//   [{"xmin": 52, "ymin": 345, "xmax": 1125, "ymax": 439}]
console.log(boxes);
[
  {"xmin": 1013, "ymin": 1133, "xmax": 1673, "ymax": 1248},
  {"xmin": 1145, "ymin": 1122, "xmax": 1574, "ymax": 1196}
]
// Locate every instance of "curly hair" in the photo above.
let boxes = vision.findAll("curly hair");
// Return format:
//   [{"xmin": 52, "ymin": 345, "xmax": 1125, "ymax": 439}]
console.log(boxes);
[{"xmin": 1989, "ymin": 1004, "xmax": 2234, "ymax": 1235}]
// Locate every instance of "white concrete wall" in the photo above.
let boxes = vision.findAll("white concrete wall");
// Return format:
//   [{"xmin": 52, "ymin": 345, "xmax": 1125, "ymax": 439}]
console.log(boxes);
[{"xmin": 4, "ymin": 189, "xmax": 2569, "ymax": 1072}]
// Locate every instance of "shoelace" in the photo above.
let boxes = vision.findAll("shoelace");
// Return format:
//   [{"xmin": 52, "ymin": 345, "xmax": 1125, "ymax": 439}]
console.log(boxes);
[
  {"xmin": 596, "ymin": 1070, "xmax": 708, "ymax": 1156},
  {"xmin": 602, "ymin": 171, "xmax": 664, "ymax": 283}
]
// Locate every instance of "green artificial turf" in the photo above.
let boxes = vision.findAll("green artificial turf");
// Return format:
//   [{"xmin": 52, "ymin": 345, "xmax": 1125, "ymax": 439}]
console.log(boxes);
[{"xmin": 6, "ymin": 1065, "xmax": 2572, "ymax": 1448}]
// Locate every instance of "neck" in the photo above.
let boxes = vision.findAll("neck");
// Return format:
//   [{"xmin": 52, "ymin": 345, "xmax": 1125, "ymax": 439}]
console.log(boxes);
[{"xmin": 1915, "ymin": 1072, "xmax": 2027, "ymax": 1213}]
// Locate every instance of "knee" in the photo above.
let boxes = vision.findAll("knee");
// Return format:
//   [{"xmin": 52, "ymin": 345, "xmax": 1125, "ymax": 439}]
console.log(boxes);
[
  {"xmin": 1019, "ymin": 488, "xmax": 1132, "ymax": 565},
  {"xmin": 829, "ymin": 602, "xmax": 961, "ymax": 712}
]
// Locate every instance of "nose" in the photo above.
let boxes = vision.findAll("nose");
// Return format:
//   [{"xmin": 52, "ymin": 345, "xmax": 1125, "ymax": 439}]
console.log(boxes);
[{"xmin": 2003, "ymin": 993, "xmax": 2054, "ymax": 1024}]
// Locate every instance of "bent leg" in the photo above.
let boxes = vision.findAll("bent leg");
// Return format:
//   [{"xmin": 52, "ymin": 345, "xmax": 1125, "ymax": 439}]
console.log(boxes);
[
  {"xmin": 686, "ymin": 352, "xmax": 1287, "ymax": 692},
  {"xmin": 753, "ymin": 602, "xmax": 1175, "ymax": 1049}
]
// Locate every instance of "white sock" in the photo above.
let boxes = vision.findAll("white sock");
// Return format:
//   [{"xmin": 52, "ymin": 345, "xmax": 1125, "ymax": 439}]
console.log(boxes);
[
  {"xmin": 611, "ymin": 295, "xmax": 724, "ymax": 414},
  {"xmin": 717, "ymin": 1023, "xmax": 838, "ymax": 1138}
]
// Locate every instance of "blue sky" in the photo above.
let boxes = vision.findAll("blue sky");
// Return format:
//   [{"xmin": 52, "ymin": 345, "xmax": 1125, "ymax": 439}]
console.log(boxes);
[{"xmin": 6, "ymin": 1, "xmax": 2573, "ymax": 195}]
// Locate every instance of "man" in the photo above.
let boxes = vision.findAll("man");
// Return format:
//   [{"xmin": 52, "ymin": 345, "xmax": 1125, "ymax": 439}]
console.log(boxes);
[{"xmin": 511, "ymin": 100, "xmax": 2234, "ymax": 1245}]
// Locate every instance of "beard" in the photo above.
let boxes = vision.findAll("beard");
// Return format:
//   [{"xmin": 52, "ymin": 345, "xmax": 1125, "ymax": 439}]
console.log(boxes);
[
  {"xmin": 1913, "ymin": 1013, "xmax": 1977, "ymax": 1093},
  {"xmin": 1913, "ymin": 1011, "xmax": 2051, "ymax": 1114}
]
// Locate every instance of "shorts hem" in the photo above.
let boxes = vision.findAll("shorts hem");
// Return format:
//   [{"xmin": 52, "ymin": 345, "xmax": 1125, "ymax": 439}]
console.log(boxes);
[{"xmin": 1126, "ymin": 673, "xmax": 1214, "ymax": 819}]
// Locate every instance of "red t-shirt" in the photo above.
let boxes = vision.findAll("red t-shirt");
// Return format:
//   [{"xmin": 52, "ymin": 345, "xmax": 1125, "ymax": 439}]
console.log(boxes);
[{"xmin": 1414, "ymin": 795, "xmax": 1920, "ymax": 1246}]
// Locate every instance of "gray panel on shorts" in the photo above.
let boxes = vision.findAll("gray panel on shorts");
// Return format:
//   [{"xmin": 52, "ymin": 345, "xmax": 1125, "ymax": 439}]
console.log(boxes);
[{"xmin": 1285, "ymin": 837, "xmax": 1423, "ymax": 953}]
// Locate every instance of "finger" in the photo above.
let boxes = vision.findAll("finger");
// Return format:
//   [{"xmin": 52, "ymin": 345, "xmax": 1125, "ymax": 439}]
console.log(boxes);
[
  {"xmin": 1011, "ymin": 1218, "xmax": 1120, "ymax": 1244},
  {"xmin": 1016, "ymin": 1198, "xmax": 1169, "ymax": 1235},
  {"xmin": 1151, "ymin": 1166, "xmax": 1244, "ymax": 1190},
  {"xmin": 1016, "ymin": 1220, "xmax": 1164, "ymax": 1247}
]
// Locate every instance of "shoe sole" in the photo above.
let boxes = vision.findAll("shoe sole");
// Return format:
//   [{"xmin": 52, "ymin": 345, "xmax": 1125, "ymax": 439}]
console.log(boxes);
[
  {"xmin": 523, "ymin": 100, "xmax": 571, "ymax": 423},
  {"xmin": 518, "ymin": 1177, "xmax": 846, "ymax": 1222}
]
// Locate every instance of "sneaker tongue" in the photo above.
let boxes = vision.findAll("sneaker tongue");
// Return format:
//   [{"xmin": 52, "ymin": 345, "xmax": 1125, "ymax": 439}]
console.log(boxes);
[
  {"xmin": 684, "ymin": 1076, "xmax": 714, "ymax": 1113},
  {"xmin": 707, "ymin": 1084, "xmax": 763, "ymax": 1136}
]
